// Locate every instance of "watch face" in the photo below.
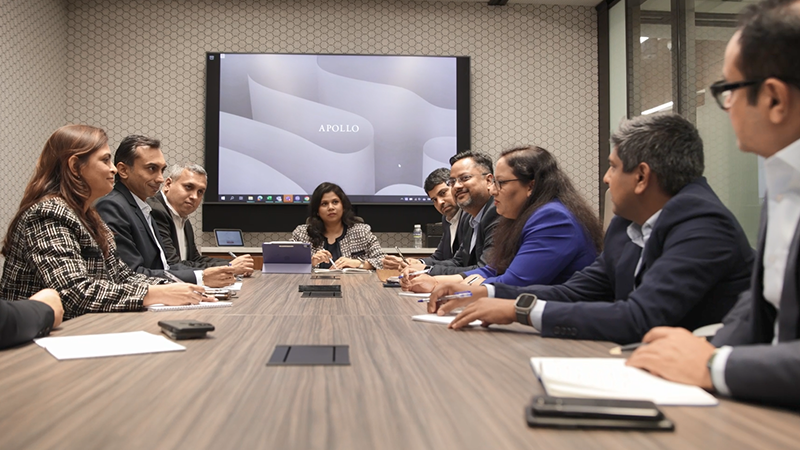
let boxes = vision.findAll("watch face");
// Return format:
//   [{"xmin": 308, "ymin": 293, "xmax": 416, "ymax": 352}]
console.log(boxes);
[{"xmin": 516, "ymin": 293, "xmax": 537, "ymax": 308}]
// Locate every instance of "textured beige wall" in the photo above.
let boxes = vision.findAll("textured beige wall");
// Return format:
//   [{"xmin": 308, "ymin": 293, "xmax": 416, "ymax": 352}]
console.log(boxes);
[
  {"xmin": 0, "ymin": 0, "xmax": 68, "ymax": 256},
  {"xmin": 4, "ymin": 0, "xmax": 599, "ymax": 249}
]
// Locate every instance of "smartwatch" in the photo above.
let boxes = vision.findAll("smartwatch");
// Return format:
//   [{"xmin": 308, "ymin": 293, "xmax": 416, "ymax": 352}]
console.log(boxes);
[{"xmin": 515, "ymin": 293, "xmax": 538, "ymax": 326}]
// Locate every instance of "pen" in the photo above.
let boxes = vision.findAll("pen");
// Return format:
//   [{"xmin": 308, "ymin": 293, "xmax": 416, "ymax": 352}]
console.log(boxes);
[
  {"xmin": 228, "ymin": 251, "xmax": 237, "ymax": 258},
  {"xmin": 329, "ymin": 257, "xmax": 338, "ymax": 269},
  {"xmin": 395, "ymin": 246, "xmax": 409, "ymax": 264},
  {"xmin": 418, "ymin": 290, "xmax": 473, "ymax": 303},
  {"xmin": 465, "ymin": 275, "xmax": 480, "ymax": 285},
  {"xmin": 608, "ymin": 342, "xmax": 646, "ymax": 355},
  {"xmin": 398, "ymin": 268, "xmax": 430, "ymax": 279}
]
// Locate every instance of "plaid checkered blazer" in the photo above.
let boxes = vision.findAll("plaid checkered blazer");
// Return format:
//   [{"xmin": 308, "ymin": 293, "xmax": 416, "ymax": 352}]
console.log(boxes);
[
  {"xmin": 0, "ymin": 197, "xmax": 167, "ymax": 320},
  {"xmin": 292, "ymin": 222, "xmax": 385, "ymax": 269}
]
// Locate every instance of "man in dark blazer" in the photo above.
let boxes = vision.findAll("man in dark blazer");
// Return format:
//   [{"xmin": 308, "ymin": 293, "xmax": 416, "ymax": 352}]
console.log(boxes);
[
  {"xmin": 148, "ymin": 164, "xmax": 253, "ymax": 276},
  {"xmin": 382, "ymin": 167, "xmax": 470, "ymax": 269},
  {"xmin": 0, "ymin": 289, "xmax": 62, "ymax": 349},
  {"xmin": 430, "ymin": 114, "xmax": 754, "ymax": 345},
  {"xmin": 96, "ymin": 135, "xmax": 235, "ymax": 288},
  {"xmin": 400, "ymin": 152, "xmax": 500, "ymax": 290},
  {"xmin": 627, "ymin": 0, "xmax": 800, "ymax": 408}
]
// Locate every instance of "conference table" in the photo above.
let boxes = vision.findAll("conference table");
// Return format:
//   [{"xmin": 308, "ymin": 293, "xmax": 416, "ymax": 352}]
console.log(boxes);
[{"xmin": 1, "ymin": 273, "xmax": 798, "ymax": 450}]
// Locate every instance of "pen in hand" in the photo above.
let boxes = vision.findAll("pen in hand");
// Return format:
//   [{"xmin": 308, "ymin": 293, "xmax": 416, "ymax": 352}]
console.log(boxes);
[
  {"xmin": 608, "ymin": 342, "xmax": 646, "ymax": 355},
  {"xmin": 329, "ymin": 257, "xmax": 338, "ymax": 269},
  {"xmin": 398, "ymin": 268, "xmax": 431, "ymax": 279},
  {"xmin": 395, "ymin": 246, "xmax": 409, "ymax": 265},
  {"xmin": 418, "ymin": 291, "xmax": 473, "ymax": 303}
]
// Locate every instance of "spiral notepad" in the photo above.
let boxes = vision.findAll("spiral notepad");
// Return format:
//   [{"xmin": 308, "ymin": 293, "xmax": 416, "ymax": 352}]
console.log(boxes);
[{"xmin": 147, "ymin": 301, "xmax": 233, "ymax": 312}]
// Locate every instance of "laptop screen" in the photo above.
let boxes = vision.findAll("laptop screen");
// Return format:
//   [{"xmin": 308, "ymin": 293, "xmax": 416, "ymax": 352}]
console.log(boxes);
[{"xmin": 214, "ymin": 229, "xmax": 244, "ymax": 246}]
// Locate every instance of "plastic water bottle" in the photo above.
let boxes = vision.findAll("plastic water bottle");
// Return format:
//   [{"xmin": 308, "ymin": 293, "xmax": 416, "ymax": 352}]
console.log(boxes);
[{"xmin": 413, "ymin": 224, "xmax": 423, "ymax": 249}]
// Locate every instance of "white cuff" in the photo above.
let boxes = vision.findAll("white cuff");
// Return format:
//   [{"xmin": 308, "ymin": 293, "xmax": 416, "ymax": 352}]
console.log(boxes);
[
  {"xmin": 529, "ymin": 300, "xmax": 547, "ymax": 331},
  {"xmin": 711, "ymin": 345, "xmax": 734, "ymax": 396},
  {"xmin": 485, "ymin": 284, "xmax": 495, "ymax": 298},
  {"xmin": 194, "ymin": 270, "xmax": 204, "ymax": 286}
]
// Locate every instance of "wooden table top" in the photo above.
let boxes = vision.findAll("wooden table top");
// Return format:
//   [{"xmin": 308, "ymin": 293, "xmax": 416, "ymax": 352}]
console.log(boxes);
[{"xmin": 1, "ymin": 273, "xmax": 798, "ymax": 450}]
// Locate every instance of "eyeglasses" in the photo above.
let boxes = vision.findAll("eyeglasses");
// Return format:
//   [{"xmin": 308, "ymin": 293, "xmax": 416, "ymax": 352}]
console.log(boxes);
[
  {"xmin": 709, "ymin": 76, "xmax": 800, "ymax": 110},
  {"xmin": 446, "ymin": 172, "xmax": 490, "ymax": 187},
  {"xmin": 709, "ymin": 79, "xmax": 763, "ymax": 110},
  {"xmin": 490, "ymin": 178, "xmax": 520, "ymax": 189}
]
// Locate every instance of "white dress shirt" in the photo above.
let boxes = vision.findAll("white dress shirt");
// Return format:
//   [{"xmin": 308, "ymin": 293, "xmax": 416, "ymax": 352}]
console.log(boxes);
[
  {"xmin": 712, "ymin": 137, "xmax": 800, "ymax": 396},
  {"xmin": 448, "ymin": 209, "xmax": 462, "ymax": 252},
  {"xmin": 164, "ymin": 197, "xmax": 188, "ymax": 261},
  {"xmin": 133, "ymin": 194, "xmax": 170, "ymax": 271}
]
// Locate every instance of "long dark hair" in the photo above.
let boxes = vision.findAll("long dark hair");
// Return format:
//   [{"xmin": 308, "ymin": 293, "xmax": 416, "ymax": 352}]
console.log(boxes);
[
  {"xmin": 306, "ymin": 182, "xmax": 362, "ymax": 248},
  {"xmin": 2, "ymin": 125, "xmax": 112, "ymax": 257},
  {"xmin": 490, "ymin": 146, "xmax": 604, "ymax": 275}
]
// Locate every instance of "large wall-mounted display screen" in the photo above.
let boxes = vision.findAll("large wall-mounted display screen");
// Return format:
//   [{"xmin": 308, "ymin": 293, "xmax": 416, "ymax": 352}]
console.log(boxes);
[{"xmin": 205, "ymin": 53, "xmax": 470, "ymax": 205}]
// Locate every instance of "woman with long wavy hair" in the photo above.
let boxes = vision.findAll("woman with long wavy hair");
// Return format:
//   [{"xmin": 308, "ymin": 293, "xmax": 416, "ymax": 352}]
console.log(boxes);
[
  {"xmin": 0, "ymin": 125, "xmax": 211, "ymax": 320},
  {"xmin": 292, "ymin": 182, "xmax": 384, "ymax": 270}
]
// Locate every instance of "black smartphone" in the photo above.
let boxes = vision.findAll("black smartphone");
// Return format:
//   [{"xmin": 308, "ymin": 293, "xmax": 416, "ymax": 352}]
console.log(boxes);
[
  {"xmin": 525, "ymin": 396, "xmax": 674, "ymax": 431},
  {"xmin": 158, "ymin": 320, "xmax": 215, "ymax": 340}
]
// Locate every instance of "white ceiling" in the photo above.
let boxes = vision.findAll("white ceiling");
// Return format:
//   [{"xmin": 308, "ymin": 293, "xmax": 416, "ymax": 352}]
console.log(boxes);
[{"xmin": 412, "ymin": 0, "xmax": 604, "ymax": 8}]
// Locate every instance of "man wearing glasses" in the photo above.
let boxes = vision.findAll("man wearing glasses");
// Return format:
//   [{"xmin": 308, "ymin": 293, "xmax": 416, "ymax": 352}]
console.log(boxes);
[
  {"xmin": 428, "ymin": 114, "xmax": 754, "ymax": 345},
  {"xmin": 400, "ymin": 151, "xmax": 499, "ymax": 287},
  {"xmin": 626, "ymin": 0, "xmax": 800, "ymax": 408}
]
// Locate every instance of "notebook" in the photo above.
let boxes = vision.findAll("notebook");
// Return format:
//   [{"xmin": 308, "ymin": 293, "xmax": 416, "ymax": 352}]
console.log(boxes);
[
  {"xmin": 529, "ymin": 357, "xmax": 718, "ymax": 406},
  {"xmin": 313, "ymin": 268, "xmax": 372, "ymax": 274},
  {"xmin": 147, "ymin": 301, "xmax": 233, "ymax": 312}
]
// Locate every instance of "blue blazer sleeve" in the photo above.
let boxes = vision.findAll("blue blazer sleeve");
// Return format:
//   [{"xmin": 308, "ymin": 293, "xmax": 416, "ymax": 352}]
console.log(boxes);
[
  {"xmin": 0, "ymin": 300, "xmax": 54, "ymax": 349},
  {"xmin": 479, "ymin": 203, "xmax": 594, "ymax": 286}
]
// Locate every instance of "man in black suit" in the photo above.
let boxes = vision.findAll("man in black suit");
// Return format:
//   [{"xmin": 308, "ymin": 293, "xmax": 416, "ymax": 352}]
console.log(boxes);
[
  {"xmin": 400, "ymin": 151, "xmax": 500, "ymax": 290},
  {"xmin": 0, "ymin": 289, "xmax": 62, "ymax": 349},
  {"xmin": 148, "ymin": 164, "xmax": 254, "ymax": 276},
  {"xmin": 382, "ymin": 167, "xmax": 469, "ymax": 269},
  {"xmin": 429, "ymin": 114, "xmax": 753, "ymax": 345},
  {"xmin": 96, "ymin": 135, "xmax": 235, "ymax": 288},
  {"xmin": 627, "ymin": 0, "xmax": 800, "ymax": 408}
]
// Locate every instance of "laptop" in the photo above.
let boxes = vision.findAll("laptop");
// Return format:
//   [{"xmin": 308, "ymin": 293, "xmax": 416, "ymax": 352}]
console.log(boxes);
[
  {"xmin": 262, "ymin": 241, "xmax": 312, "ymax": 274},
  {"xmin": 214, "ymin": 229, "xmax": 244, "ymax": 247}
]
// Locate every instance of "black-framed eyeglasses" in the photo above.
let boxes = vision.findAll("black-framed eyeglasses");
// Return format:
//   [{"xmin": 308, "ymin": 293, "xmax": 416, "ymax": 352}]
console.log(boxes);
[
  {"xmin": 709, "ymin": 79, "xmax": 763, "ymax": 110},
  {"xmin": 446, "ymin": 172, "xmax": 490, "ymax": 187},
  {"xmin": 709, "ymin": 76, "xmax": 800, "ymax": 110},
  {"xmin": 490, "ymin": 178, "xmax": 520, "ymax": 189}
]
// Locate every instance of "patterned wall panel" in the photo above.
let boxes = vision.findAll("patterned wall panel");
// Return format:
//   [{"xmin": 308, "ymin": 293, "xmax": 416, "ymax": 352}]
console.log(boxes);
[
  {"xmin": 64, "ymin": 0, "xmax": 599, "ymax": 248},
  {"xmin": 0, "ymin": 0, "xmax": 68, "ymax": 260}
]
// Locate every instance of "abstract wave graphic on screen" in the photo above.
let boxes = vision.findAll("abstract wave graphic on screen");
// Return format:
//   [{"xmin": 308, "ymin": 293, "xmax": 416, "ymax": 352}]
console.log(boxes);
[{"xmin": 213, "ymin": 53, "xmax": 468, "ymax": 202}]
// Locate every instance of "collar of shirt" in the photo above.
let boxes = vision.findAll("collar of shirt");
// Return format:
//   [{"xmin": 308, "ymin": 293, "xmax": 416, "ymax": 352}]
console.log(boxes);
[
  {"xmin": 133, "ymin": 193, "xmax": 152, "ymax": 218},
  {"xmin": 446, "ymin": 209, "xmax": 462, "ymax": 226},
  {"xmin": 469, "ymin": 205, "xmax": 485, "ymax": 230},
  {"xmin": 764, "ymin": 137, "xmax": 800, "ymax": 200},
  {"xmin": 163, "ymin": 194, "xmax": 187, "ymax": 230},
  {"xmin": 627, "ymin": 209, "xmax": 663, "ymax": 249}
]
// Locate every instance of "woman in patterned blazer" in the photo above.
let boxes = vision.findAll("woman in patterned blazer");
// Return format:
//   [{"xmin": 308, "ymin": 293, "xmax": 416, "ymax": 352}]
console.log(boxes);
[
  {"xmin": 0, "ymin": 125, "xmax": 213, "ymax": 320},
  {"xmin": 292, "ymin": 182, "xmax": 384, "ymax": 270}
]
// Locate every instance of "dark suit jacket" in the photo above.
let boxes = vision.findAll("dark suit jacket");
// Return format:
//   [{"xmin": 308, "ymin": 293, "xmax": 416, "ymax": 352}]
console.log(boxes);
[
  {"xmin": 712, "ymin": 203, "xmax": 800, "ymax": 407},
  {"xmin": 148, "ymin": 192, "xmax": 227, "ymax": 269},
  {"xmin": 429, "ymin": 199, "xmax": 500, "ymax": 275},
  {"xmin": 495, "ymin": 178, "xmax": 754, "ymax": 344},
  {"xmin": 421, "ymin": 211, "xmax": 470, "ymax": 265},
  {"xmin": 0, "ymin": 300, "xmax": 54, "ymax": 349},
  {"xmin": 96, "ymin": 183, "xmax": 198, "ymax": 283}
]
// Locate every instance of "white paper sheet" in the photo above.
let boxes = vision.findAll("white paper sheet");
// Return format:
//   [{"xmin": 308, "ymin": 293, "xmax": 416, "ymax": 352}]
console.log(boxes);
[
  {"xmin": 412, "ymin": 313, "xmax": 482, "ymax": 327},
  {"xmin": 35, "ymin": 331, "xmax": 185, "ymax": 360}
]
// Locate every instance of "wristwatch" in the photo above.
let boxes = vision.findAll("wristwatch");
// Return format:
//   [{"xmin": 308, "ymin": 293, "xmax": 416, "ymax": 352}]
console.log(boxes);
[{"xmin": 515, "ymin": 293, "xmax": 538, "ymax": 326}]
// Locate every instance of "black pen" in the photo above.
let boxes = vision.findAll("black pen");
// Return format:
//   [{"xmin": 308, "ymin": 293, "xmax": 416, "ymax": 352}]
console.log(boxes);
[{"xmin": 608, "ymin": 342, "xmax": 646, "ymax": 355}]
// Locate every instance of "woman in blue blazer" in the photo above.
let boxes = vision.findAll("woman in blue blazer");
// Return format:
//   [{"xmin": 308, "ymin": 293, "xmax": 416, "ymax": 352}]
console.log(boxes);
[{"xmin": 463, "ymin": 146, "xmax": 603, "ymax": 286}]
